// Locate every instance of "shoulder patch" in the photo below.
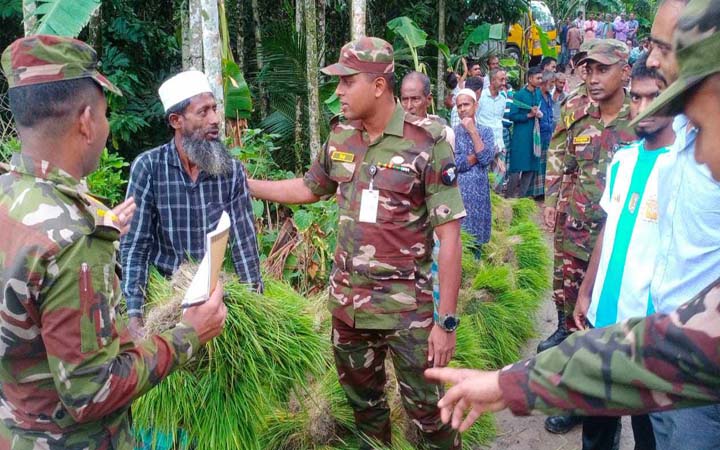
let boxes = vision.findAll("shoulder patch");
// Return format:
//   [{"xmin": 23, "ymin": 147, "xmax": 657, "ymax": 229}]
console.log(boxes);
[{"xmin": 441, "ymin": 163, "xmax": 458, "ymax": 186}]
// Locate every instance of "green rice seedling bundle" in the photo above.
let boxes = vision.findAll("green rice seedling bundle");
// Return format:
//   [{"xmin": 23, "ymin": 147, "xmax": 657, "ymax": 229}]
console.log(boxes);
[{"xmin": 134, "ymin": 266, "xmax": 327, "ymax": 450}]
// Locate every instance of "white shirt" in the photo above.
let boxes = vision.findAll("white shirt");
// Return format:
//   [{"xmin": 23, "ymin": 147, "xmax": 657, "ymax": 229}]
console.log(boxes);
[
  {"xmin": 587, "ymin": 141, "xmax": 670, "ymax": 327},
  {"xmin": 476, "ymin": 88, "xmax": 507, "ymax": 151},
  {"xmin": 650, "ymin": 115, "xmax": 720, "ymax": 313}
]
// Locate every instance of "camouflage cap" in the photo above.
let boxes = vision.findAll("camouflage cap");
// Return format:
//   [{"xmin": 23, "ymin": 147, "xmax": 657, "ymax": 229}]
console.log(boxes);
[
  {"xmin": 633, "ymin": 0, "xmax": 720, "ymax": 122},
  {"xmin": 1, "ymin": 34, "xmax": 121, "ymax": 96},
  {"xmin": 321, "ymin": 37, "xmax": 394, "ymax": 76},
  {"xmin": 577, "ymin": 39, "xmax": 629, "ymax": 66},
  {"xmin": 572, "ymin": 38, "xmax": 600, "ymax": 66}
]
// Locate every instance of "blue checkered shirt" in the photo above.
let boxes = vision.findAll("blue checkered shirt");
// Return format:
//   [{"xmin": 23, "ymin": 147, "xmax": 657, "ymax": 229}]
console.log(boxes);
[{"xmin": 120, "ymin": 140, "xmax": 263, "ymax": 317}]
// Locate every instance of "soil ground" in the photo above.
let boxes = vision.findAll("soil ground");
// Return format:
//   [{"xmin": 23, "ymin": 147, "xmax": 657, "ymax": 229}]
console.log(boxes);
[{"xmin": 483, "ymin": 295, "xmax": 636, "ymax": 450}]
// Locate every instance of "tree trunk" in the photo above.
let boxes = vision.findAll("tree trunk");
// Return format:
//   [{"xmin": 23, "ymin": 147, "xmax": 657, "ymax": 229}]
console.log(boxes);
[
  {"xmin": 189, "ymin": 0, "xmax": 204, "ymax": 70},
  {"xmin": 251, "ymin": 0, "xmax": 268, "ymax": 119},
  {"xmin": 236, "ymin": 0, "xmax": 245, "ymax": 71},
  {"xmin": 436, "ymin": 0, "xmax": 446, "ymax": 111},
  {"xmin": 318, "ymin": 0, "xmax": 325, "ymax": 67},
  {"xmin": 88, "ymin": 5, "xmax": 102, "ymax": 56},
  {"xmin": 305, "ymin": 0, "xmax": 321, "ymax": 160},
  {"xmin": 294, "ymin": 0, "xmax": 304, "ymax": 154},
  {"xmin": 181, "ymin": 0, "xmax": 191, "ymax": 69},
  {"xmin": 22, "ymin": 0, "xmax": 36, "ymax": 36},
  {"xmin": 200, "ymin": 0, "xmax": 225, "ymax": 136},
  {"xmin": 350, "ymin": 0, "xmax": 366, "ymax": 40}
]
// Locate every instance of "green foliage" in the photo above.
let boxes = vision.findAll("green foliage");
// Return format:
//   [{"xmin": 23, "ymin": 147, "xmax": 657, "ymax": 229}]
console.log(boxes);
[
  {"xmin": 135, "ymin": 273, "xmax": 328, "ymax": 450},
  {"xmin": 223, "ymin": 59, "xmax": 253, "ymax": 119},
  {"xmin": 0, "ymin": 0, "xmax": 21, "ymax": 19},
  {"xmin": 86, "ymin": 149, "xmax": 129, "ymax": 205},
  {"xmin": 0, "ymin": 136, "xmax": 19, "ymax": 163},
  {"xmin": 460, "ymin": 22, "xmax": 506, "ymax": 56},
  {"xmin": 32, "ymin": 0, "xmax": 101, "ymax": 36}
]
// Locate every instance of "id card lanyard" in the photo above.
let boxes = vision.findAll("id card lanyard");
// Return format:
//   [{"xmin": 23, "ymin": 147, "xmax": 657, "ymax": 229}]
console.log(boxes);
[{"xmin": 358, "ymin": 164, "xmax": 379, "ymax": 223}]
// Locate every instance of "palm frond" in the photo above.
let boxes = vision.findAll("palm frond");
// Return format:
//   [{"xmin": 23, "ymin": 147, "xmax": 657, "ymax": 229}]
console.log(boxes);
[{"xmin": 33, "ymin": 0, "xmax": 101, "ymax": 37}]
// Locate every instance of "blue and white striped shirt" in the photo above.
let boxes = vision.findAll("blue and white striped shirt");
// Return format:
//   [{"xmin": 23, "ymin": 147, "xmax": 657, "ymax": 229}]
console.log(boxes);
[{"xmin": 120, "ymin": 139, "xmax": 262, "ymax": 317}]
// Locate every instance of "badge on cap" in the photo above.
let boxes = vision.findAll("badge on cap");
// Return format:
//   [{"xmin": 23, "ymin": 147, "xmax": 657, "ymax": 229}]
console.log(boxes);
[{"xmin": 441, "ymin": 164, "xmax": 457, "ymax": 186}]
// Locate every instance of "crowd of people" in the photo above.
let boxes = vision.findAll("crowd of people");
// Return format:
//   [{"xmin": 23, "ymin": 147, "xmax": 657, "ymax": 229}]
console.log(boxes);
[{"xmin": 0, "ymin": 0, "xmax": 719, "ymax": 449}]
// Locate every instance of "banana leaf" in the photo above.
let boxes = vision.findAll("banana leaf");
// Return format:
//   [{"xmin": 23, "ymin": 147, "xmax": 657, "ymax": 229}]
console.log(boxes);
[
  {"xmin": 33, "ymin": 0, "xmax": 101, "ymax": 36},
  {"xmin": 223, "ymin": 59, "xmax": 253, "ymax": 120}
]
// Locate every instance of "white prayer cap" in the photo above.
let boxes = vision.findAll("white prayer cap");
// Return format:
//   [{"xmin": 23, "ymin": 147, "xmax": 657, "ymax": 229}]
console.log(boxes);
[
  {"xmin": 455, "ymin": 88, "xmax": 477, "ymax": 103},
  {"xmin": 158, "ymin": 70, "xmax": 213, "ymax": 112}
]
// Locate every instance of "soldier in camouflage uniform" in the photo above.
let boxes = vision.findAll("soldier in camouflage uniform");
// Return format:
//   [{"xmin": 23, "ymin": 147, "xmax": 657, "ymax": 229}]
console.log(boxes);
[
  {"xmin": 538, "ymin": 40, "xmax": 637, "ymax": 436},
  {"xmin": 0, "ymin": 35, "xmax": 227, "ymax": 449},
  {"xmin": 425, "ymin": 0, "xmax": 720, "ymax": 434},
  {"xmin": 249, "ymin": 37, "xmax": 465, "ymax": 449}
]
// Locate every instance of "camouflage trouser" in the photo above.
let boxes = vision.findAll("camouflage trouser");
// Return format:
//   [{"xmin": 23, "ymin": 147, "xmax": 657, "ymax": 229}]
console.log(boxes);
[
  {"xmin": 552, "ymin": 249, "xmax": 589, "ymax": 331},
  {"xmin": 552, "ymin": 214, "xmax": 589, "ymax": 331},
  {"xmin": 332, "ymin": 317, "xmax": 460, "ymax": 450}
]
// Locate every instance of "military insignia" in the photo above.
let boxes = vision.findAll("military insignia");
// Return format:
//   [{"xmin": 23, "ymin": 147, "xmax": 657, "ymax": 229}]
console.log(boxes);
[
  {"xmin": 573, "ymin": 136, "xmax": 592, "ymax": 145},
  {"xmin": 391, "ymin": 155, "xmax": 404, "ymax": 164},
  {"xmin": 628, "ymin": 193, "xmax": 639, "ymax": 214},
  {"xmin": 330, "ymin": 150, "xmax": 355, "ymax": 163},
  {"xmin": 441, "ymin": 164, "xmax": 457, "ymax": 186}
]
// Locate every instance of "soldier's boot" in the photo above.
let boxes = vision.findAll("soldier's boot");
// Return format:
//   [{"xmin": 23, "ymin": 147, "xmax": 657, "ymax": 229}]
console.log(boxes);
[
  {"xmin": 536, "ymin": 310, "xmax": 572, "ymax": 353},
  {"xmin": 544, "ymin": 414, "xmax": 582, "ymax": 434}
]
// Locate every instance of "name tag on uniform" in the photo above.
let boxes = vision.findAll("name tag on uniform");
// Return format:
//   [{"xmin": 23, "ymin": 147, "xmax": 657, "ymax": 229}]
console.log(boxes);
[
  {"xmin": 359, "ymin": 189, "xmax": 379, "ymax": 223},
  {"xmin": 331, "ymin": 150, "xmax": 355, "ymax": 163},
  {"xmin": 573, "ymin": 136, "xmax": 592, "ymax": 145}
]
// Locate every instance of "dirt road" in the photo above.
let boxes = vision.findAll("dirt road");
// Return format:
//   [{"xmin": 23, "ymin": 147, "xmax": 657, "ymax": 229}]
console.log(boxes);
[{"xmin": 484, "ymin": 291, "xmax": 636, "ymax": 450}]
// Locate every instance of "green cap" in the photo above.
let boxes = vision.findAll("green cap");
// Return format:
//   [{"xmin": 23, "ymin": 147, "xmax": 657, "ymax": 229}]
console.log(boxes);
[
  {"xmin": 572, "ymin": 38, "xmax": 600, "ymax": 66},
  {"xmin": 321, "ymin": 37, "xmax": 394, "ymax": 76},
  {"xmin": 633, "ymin": 0, "xmax": 720, "ymax": 122},
  {"xmin": 576, "ymin": 39, "xmax": 629, "ymax": 66},
  {"xmin": 1, "ymin": 34, "xmax": 121, "ymax": 96}
]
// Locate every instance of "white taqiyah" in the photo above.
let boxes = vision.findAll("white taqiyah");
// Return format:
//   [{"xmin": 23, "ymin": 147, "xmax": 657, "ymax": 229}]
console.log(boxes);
[
  {"xmin": 455, "ymin": 88, "xmax": 478, "ymax": 103},
  {"xmin": 158, "ymin": 70, "xmax": 213, "ymax": 112}
]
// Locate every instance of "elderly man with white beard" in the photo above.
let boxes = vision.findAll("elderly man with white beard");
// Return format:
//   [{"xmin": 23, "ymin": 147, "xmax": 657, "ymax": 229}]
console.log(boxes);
[{"xmin": 120, "ymin": 70, "xmax": 263, "ymax": 337}]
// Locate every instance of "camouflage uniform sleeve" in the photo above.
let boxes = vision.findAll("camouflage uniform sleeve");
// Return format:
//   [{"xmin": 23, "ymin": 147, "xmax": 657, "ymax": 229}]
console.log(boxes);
[
  {"xmin": 544, "ymin": 120, "xmax": 567, "ymax": 209},
  {"xmin": 499, "ymin": 280, "xmax": 720, "ymax": 416},
  {"xmin": 39, "ymin": 242, "xmax": 200, "ymax": 424},
  {"xmin": 425, "ymin": 136, "xmax": 467, "ymax": 227},
  {"xmin": 303, "ymin": 140, "xmax": 338, "ymax": 197}
]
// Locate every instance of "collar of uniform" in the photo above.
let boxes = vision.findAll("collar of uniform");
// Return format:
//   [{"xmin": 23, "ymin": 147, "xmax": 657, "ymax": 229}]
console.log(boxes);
[
  {"xmin": 586, "ymin": 93, "xmax": 631, "ymax": 120},
  {"xmin": 384, "ymin": 102, "xmax": 406, "ymax": 137},
  {"xmin": 9, "ymin": 152, "xmax": 81, "ymax": 190}
]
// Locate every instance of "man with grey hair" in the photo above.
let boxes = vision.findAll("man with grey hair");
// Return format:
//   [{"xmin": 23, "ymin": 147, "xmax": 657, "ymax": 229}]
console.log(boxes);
[
  {"xmin": 121, "ymin": 70, "xmax": 263, "ymax": 337},
  {"xmin": 401, "ymin": 71, "xmax": 455, "ymax": 148}
]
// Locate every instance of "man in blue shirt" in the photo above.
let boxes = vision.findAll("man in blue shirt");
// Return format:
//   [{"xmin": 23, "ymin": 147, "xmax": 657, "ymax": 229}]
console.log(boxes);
[
  {"xmin": 644, "ymin": 0, "xmax": 720, "ymax": 447},
  {"xmin": 121, "ymin": 70, "xmax": 263, "ymax": 337}
]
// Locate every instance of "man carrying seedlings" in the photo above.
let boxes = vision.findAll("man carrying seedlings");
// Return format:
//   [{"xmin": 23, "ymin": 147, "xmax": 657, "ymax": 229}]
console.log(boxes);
[
  {"xmin": 249, "ymin": 37, "xmax": 465, "ymax": 449},
  {"xmin": 120, "ymin": 70, "xmax": 262, "ymax": 338},
  {"xmin": 0, "ymin": 35, "xmax": 227, "ymax": 449}
]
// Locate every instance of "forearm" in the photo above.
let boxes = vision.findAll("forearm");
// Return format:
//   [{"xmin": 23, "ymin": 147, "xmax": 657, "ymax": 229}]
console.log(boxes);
[
  {"xmin": 499, "ymin": 284, "xmax": 720, "ymax": 416},
  {"xmin": 436, "ymin": 222, "xmax": 462, "ymax": 315},
  {"xmin": 248, "ymin": 178, "xmax": 320, "ymax": 204}
]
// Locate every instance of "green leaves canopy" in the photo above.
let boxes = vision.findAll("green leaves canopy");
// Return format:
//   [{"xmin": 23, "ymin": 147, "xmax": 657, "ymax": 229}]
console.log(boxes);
[{"xmin": 33, "ymin": 0, "xmax": 101, "ymax": 36}]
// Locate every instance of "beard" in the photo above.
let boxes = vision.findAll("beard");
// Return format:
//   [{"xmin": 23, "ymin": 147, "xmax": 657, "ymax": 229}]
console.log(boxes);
[{"xmin": 182, "ymin": 129, "xmax": 234, "ymax": 176}]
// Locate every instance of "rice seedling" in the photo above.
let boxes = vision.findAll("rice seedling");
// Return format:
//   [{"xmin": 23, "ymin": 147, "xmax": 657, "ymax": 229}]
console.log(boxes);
[{"xmin": 134, "ymin": 266, "xmax": 328, "ymax": 450}]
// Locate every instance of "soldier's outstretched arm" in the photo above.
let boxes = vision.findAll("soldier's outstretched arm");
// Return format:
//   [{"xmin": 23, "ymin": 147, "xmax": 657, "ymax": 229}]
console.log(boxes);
[
  {"xmin": 248, "ymin": 178, "xmax": 320, "ymax": 204},
  {"xmin": 426, "ymin": 279, "xmax": 720, "ymax": 429},
  {"xmin": 39, "ymin": 247, "xmax": 207, "ymax": 424}
]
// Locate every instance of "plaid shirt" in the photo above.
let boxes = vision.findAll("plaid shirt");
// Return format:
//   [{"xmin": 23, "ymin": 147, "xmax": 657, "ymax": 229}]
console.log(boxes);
[{"xmin": 120, "ymin": 139, "xmax": 262, "ymax": 317}]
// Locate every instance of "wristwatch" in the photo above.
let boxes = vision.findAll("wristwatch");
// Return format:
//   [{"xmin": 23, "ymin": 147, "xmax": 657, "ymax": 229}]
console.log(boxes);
[{"xmin": 435, "ymin": 313, "xmax": 460, "ymax": 332}]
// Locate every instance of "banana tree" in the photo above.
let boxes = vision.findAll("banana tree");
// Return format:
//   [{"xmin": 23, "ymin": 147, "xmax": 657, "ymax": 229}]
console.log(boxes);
[{"xmin": 29, "ymin": 0, "xmax": 100, "ymax": 36}]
